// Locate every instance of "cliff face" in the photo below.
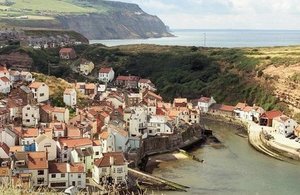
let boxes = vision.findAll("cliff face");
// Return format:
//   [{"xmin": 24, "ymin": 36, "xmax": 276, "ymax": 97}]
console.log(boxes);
[
  {"xmin": 57, "ymin": 11, "xmax": 172, "ymax": 40},
  {"xmin": 57, "ymin": 1, "xmax": 172, "ymax": 40},
  {"xmin": 2, "ymin": 1, "xmax": 172, "ymax": 40}
]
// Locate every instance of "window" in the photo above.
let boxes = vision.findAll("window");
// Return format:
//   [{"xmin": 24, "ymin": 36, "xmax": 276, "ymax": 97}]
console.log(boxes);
[
  {"xmin": 117, "ymin": 167, "xmax": 123, "ymax": 173},
  {"xmin": 78, "ymin": 181, "xmax": 82, "ymax": 185},
  {"xmin": 61, "ymin": 173, "xmax": 65, "ymax": 178},
  {"xmin": 95, "ymin": 151, "xmax": 99, "ymax": 155},
  {"xmin": 38, "ymin": 170, "xmax": 44, "ymax": 175},
  {"xmin": 40, "ymin": 93, "xmax": 44, "ymax": 97},
  {"xmin": 78, "ymin": 174, "xmax": 81, "ymax": 179},
  {"xmin": 117, "ymin": 176, "xmax": 123, "ymax": 182},
  {"xmin": 25, "ymin": 114, "xmax": 28, "ymax": 117},
  {"xmin": 64, "ymin": 154, "xmax": 67, "ymax": 158},
  {"xmin": 102, "ymin": 168, "xmax": 107, "ymax": 172},
  {"xmin": 27, "ymin": 107, "xmax": 30, "ymax": 110},
  {"xmin": 51, "ymin": 174, "xmax": 56, "ymax": 178},
  {"xmin": 37, "ymin": 178, "xmax": 44, "ymax": 184}
]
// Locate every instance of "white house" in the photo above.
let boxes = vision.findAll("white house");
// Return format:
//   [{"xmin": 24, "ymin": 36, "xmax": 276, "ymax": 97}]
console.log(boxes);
[
  {"xmin": 29, "ymin": 82, "xmax": 49, "ymax": 103},
  {"xmin": 58, "ymin": 138, "xmax": 92, "ymax": 163},
  {"xmin": 123, "ymin": 106, "xmax": 148, "ymax": 137},
  {"xmin": 198, "ymin": 96, "xmax": 216, "ymax": 112},
  {"xmin": 70, "ymin": 147, "xmax": 94, "ymax": 172},
  {"xmin": 93, "ymin": 152, "xmax": 128, "ymax": 185},
  {"xmin": 48, "ymin": 162, "xmax": 69, "ymax": 188},
  {"xmin": 147, "ymin": 115, "xmax": 173, "ymax": 136},
  {"xmin": 22, "ymin": 104, "xmax": 40, "ymax": 127},
  {"xmin": 99, "ymin": 67, "xmax": 115, "ymax": 83},
  {"xmin": 48, "ymin": 162, "xmax": 86, "ymax": 189},
  {"xmin": 52, "ymin": 107, "xmax": 69, "ymax": 123},
  {"xmin": 20, "ymin": 71, "xmax": 33, "ymax": 82},
  {"xmin": 50, "ymin": 122, "xmax": 67, "ymax": 138},
  {"xmin": 35, "ymin": 134, "xmax": 57, "ymax": 161},
  {"xmin": 138, "ymin": 79, "xmax": 156, "ymax": 91},
  {"xmin": 92, "ymin": 140, "xmax": 103, "ymax": 160},
  {"xmin": 272, "ymin": 115, "xmax": 298, "ymax": 135},
  {"xmin": 0, "ymin": 127, "xmax": 18, "ymax": 147},
  {"xmin": 109, "ymin": 125, "xmax": 128, "ymax": 152},
  {"xmin": 100, "ymin": 131, "xmax": 115, "ymax": 153},
  {"xmin": 0, "ymin": 77, "xmax": 11, "ymax": 93},
  {"xmin": 63, "ymin": 88, "xmax": 77, "ymax": 107}
]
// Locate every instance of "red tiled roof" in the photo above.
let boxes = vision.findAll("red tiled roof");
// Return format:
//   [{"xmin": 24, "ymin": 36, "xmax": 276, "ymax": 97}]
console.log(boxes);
[
  {"xmin": 100, "ymin": 131, "xmax": 109, "ymax": 140},
  {"xmin": 198, "ymin": 97, "xmax": 211, "ymax": 103},
  {"xmin": 94, "ymin": 152, "xmax": 126, "ymax": 167},
  {"xmin": 219, "ymin": 104, "xmax": 235, "ymax": 112},
  {"xmin": 0, "ymin": 66, "xmax": 8, "ymax": 73},
  {"xmin": 69, "ymin": 163, "xmax": 85, "ymax": 173},
  {"xmin": 235, "ymin": 102, "xmax": 247, "ymax": 109},
  {"xmin": 261, "ymin": 110, "xmax": 283, "ymax": 119},
  {"xmin": 138, "ymin": 79, "xmax": 151, "ymax": 84},
  {"xmin": 53, "ymin": 107, "xmax": 66, "ymax": 113},
  {"xmin": 59, "ymin": 138, "xmax": 92, "ymax": 148},
  {"xmin": 116, "ymin": 75, "xmax": 140, "ymax": 81},
  {"xmin": 67, "ymin": 126, "xmax": 81, "ymax": 138},
  {"xmin": 60, "ymin": 48, "xmax": 74, "ymax": 53},
  {"xmin": 48, "ymin": 162, "xmax": 67, "ymax": 173},
  {"xmin": 0, "ymin": 77, "xmax": 10, "ymax": 82},
  {"xmin": 23, "ymin": 128, "xmax": 39, "ymax": 138},
  {"xmin": 41, "ymin": 104, "xmax": 54, "ymax": 113},
  {"xmin": 29, "ymin": 82, "xmax": 44, "ymax": 89},
  {"xmin": 242, "ymin": 106, "xmax": 253, "ymax": 112},
  {"xmin": 99, "ymin": 67, "xmax": 113, "ymax": 73},
  {"xmin": 92, "ymin": 140, "xmax": 101, "ymax": 146},
  {"xmin": 27, "ymin": 152, "xmax": 48, "ymax": 169},
  {"xmin": 0, "ymin": 142, "xmax": 10, "ymax": 155}
]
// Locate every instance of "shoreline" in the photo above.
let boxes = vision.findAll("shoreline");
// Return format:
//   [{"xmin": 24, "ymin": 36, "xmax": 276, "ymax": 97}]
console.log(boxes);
[{"xmin": 201, "ymin": 113, "xmax": 300, "ymax": 163}]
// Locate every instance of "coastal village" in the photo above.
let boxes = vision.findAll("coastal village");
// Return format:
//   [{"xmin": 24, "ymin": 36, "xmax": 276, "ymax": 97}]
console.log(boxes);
[{"xmin": 0, "ymin": 46, "xmax": 300, "ymax": 193}]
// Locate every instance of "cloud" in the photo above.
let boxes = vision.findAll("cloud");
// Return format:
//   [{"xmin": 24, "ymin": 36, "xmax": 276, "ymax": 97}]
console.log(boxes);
[{"xmin": 111, "ymin": 0, "xmax": 300, "ymax": 29}]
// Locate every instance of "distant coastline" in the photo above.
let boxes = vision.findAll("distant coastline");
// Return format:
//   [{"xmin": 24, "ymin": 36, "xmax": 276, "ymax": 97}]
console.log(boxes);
[{"xmin": 91, "ymin": 29, "xmax": 300, "ymax": 48}]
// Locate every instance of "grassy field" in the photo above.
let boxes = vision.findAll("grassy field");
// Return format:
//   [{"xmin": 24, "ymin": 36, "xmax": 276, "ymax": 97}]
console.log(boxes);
[
  {"xmin": 0, "ymin": 0, "xmax": 110, "ymax": 19},
  {"xmin": 6, "ymin": 0, "xmax": 96, "ymax": 13}
]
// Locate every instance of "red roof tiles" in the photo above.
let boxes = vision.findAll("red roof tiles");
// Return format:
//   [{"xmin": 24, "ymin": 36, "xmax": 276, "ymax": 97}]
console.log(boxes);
[
  {"xmin": 94, "ymin": 152, "xmax": 126, "ymax": 167},
  {"xmin": 99, "ymin": 67, "xmax": 113, "ymax": 73}
]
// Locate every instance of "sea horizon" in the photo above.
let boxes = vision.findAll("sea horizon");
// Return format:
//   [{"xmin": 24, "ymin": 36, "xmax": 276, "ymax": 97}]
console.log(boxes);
[{"xmin": 91, "ymin": 29, "xmax": 300, "ymax": 48}]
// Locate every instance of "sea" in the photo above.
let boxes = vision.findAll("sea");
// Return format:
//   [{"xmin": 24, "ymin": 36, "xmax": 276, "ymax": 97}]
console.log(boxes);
[{"xmin": 90, "ymin": 29, "xmax": 300, "ymax": 48}]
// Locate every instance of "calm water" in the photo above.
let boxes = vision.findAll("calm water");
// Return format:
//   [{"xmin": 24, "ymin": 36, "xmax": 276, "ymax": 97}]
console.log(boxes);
[
  {"xmin": 91, "ymin": 29, "xmax": 300, "ymax": 48},
  {"xmin": 152, "ymin": 123, "xmax": 300, "ymax": 195}
]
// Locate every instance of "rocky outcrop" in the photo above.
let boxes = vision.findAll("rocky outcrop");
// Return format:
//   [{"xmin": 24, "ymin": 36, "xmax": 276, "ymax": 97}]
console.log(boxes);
[{"xmin": 57, "ymin": 11, "xmax": 172, "ymax": 40}]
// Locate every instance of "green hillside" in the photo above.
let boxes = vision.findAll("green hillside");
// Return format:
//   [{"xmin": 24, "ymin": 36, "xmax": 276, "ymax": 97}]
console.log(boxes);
[
  {"xmin": 0, "ymin": 0, "xmax": 109, "ymax": 19},
  {"xmin": 2, "ymin": 43, "xmax": 298, "ymax": 116}
]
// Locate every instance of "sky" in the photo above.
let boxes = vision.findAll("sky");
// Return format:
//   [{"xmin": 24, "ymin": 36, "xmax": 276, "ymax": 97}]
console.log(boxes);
[{"xmin": 112, "ymin": 0, "xmax": 300, "ymax": 30}]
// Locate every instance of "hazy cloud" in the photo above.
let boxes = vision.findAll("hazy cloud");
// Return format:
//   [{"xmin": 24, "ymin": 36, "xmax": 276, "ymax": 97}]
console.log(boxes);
[{"xmin": 112, "ymin": 0, "xmax": 300, "ymax": 29}]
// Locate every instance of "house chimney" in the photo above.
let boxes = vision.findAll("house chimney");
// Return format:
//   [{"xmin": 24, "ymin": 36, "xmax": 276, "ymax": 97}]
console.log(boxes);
[
  {"xmin": 45, "ymin": 148, "xmax": 48, "ymax": 161},
  {"xmin": 109, "ymin": 156, "xmax": 114, "ymax": 166}
]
